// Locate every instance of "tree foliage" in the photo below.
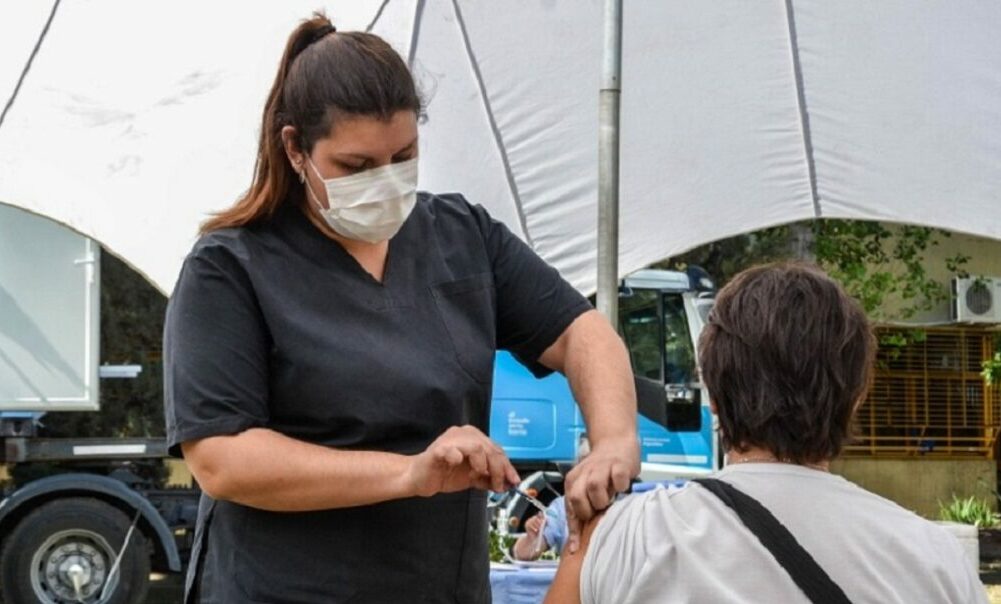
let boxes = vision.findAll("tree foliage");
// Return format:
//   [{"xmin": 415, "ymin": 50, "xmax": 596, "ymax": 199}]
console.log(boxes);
[
  {"xmin": 661, "ymin": 219, "xmax": 969, "ymax": 325},
  {"xmin": 656, "ymin": 224, "xmax": 795, "ymax": 285},
  {"xmin": 812, "ymin": 220, "xmax": 968, "ymax": 322}
]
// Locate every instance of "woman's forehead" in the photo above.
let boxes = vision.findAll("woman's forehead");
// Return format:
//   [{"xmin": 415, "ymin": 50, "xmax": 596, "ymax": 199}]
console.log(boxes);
[{"xmin": 315, "ymin": 110, "xmax": 418, "ymax": 157}]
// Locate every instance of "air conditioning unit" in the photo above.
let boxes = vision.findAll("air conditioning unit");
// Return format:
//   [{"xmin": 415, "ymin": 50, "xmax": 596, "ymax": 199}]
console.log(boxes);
[{"xmin": 952, "ymin": 277, "xmax": 1001, "ymax": 323}]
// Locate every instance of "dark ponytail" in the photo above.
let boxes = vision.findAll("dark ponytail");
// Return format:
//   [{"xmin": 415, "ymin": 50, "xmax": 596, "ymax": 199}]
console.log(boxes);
[{"xmin": 202, "ymin": 12, "xmax": 420, "ymax": 233}]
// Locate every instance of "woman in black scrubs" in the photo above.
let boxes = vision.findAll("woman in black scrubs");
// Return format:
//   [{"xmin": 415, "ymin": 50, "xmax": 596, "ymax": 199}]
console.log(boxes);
[{"xmin": 165, "ymin": 13, "xmax": 638, "ymax": 603}]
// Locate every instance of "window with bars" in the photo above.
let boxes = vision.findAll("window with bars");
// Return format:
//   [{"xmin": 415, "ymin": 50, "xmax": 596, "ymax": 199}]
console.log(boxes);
[{"xmin": 845, "ymin": 326, "xmax": 1001, "ymax": 458}]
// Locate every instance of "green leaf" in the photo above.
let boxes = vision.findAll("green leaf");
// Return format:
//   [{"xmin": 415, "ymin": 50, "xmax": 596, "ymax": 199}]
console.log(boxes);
[{"xmin": 938, "ymin": 495, "xmax": 999, "ymax": 528}]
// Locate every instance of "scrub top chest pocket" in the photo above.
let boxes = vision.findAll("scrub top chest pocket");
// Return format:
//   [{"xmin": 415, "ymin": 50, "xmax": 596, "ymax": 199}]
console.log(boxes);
[{"xmin": 431, "ymin": 273, "xmax": 497, "ymax": 384}]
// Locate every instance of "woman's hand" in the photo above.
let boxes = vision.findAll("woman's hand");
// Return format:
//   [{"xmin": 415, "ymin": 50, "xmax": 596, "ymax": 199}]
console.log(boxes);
[
  {"xmin": 405, "ymin": 425, "xmax": 521, "ymax": 497},
  {"xmin": 563, "ymin": 436, "xmax": 638, "ymax": 552},
  {"xmin": 536, "ymin": 311, "xmax": 641, "ymax": 553}
]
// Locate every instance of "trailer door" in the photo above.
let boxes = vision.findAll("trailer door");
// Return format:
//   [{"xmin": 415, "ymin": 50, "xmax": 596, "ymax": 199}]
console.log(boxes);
[{"xmin": 0, "ymin": 204, "xmax": 100, "ymax": 411}]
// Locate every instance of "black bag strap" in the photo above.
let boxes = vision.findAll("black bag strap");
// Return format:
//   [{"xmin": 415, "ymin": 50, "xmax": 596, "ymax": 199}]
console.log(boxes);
[{"xmin": 692, "ymin": 478, "xmax": 852, "ymax": 604}]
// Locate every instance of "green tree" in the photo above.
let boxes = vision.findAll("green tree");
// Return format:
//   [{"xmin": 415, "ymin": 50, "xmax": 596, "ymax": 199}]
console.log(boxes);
[
  {"xmin": 812, "ymin": 220, "xmax": 969, "ymax": 322},
  {"xmin": 656, "ymin": 223, "xmax": 796, "ymax": 284},
  {"xmin": 659, "ymin": 219, "xmax": 969, "ymax": 325}
]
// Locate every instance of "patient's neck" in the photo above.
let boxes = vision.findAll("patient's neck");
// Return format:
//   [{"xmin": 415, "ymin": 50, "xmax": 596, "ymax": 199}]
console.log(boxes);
[{"xmin": 725, "ymin": 446, "xmax": 831, "ymax": 472}]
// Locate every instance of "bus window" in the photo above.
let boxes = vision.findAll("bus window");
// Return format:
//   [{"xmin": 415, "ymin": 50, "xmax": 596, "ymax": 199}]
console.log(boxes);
[
  {"xmin": 663, "ymin": 294, "xmax": 695, "ymax": 385},
  {"xmin": 619, "ymin": 290, "xmax": 662, "ymax": 381}
]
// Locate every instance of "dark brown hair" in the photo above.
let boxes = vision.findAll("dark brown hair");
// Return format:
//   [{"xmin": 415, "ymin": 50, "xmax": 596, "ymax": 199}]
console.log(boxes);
[
  {"xmin": 699, "ymin": 263, "xmax": 876, "ymax": 463},
  {"xmin": 202, "ymin": 13, "xmax": 421, "ymax": 233}
]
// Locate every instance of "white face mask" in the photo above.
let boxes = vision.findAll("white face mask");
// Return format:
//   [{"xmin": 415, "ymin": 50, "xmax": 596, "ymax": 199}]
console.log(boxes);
[{"xmin": 304, "ymin": 157, "xmax": 418, "ymax": 244}]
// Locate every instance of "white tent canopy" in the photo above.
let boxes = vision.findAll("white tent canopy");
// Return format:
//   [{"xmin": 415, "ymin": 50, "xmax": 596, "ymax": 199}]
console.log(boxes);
[{"xmin": 1, "ymin": 1, "xmax": 999, "ymax": 295}]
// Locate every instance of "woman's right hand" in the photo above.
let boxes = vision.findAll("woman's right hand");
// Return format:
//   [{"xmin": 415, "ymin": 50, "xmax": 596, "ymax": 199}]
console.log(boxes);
[{"xmin": 406, "ymin": 425, "xmax": 520, "ymax": 497}]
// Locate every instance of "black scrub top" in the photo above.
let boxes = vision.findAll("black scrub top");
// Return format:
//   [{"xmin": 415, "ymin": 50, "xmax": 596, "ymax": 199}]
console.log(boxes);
[{"xmin": 164, "ymin": 192, "xmax": 590, "ymax": 603}]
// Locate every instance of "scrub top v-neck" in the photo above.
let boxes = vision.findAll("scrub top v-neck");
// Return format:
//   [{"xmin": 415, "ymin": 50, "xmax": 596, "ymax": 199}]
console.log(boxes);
[{"xmin": 164, "ymin": 192, "xmax": 590, "ymax": 603}]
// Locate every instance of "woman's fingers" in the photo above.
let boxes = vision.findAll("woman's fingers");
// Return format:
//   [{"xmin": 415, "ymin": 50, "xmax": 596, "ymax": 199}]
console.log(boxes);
[
  {"xmin": 464, "ymin": 445, "xmax": 490, "ymax": 476},
  {"xmin": 585, "ymin": 472, "xmax": 613, "ymax": 512},
  {"xmin": 433, "ymin": 444, "xmax": 465, "ymax": 468},
  {"xmin": 610, "ymin": 461, "xmax": 632, "ymax": 493},
  {"xmin": 504, "ymin": 457, "xmax": 521, "ymax": 488},
  {"xmin": 483, "ymin": 437, "xmax": 514, "ymax": 492},
  {"xmin": 562, "ymin": 445, "xmax": 638, "ymax": 552},
  {"xmin": 452, "ymin": 426, "xmax": 519, "ymax": 491},
  {"xmin": 420, "ymin": 425, "xmax": 521, "ymax": 495}
]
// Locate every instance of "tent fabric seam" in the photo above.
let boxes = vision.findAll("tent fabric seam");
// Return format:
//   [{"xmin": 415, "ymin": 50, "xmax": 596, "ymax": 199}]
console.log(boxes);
[
  {"xmin": 0, "ymin": 0, "xmax": 62, "ymax": 134},
  {"xmin": 406, "ymin": 0, "xmax": 427, "ymax": 67},
  {"xmin": 449, "ymin": 0, "xmax": 534, "ymax": 246},
  {"xmin": 364, "ymin": 0, "xmax": 392, "ymax": 33},
  {"xmin": 783, "ymin": 0, "xmax": 822, "ymax": 219}
]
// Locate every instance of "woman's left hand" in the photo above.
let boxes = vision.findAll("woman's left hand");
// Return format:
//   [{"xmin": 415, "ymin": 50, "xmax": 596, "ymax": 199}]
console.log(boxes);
[
  {"xmin": 536, "ymin": 311, "xmax": 641, "ymax": 552},
  {"xmin": 562, "ymin": 436, "xmax": 639, "ymax": 553}
]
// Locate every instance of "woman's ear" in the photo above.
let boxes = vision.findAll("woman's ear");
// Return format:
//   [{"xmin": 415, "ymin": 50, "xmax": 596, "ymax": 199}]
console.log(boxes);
[{"xmin": 281, "ymin": 125, "xmax": 305, "ymax": 176}]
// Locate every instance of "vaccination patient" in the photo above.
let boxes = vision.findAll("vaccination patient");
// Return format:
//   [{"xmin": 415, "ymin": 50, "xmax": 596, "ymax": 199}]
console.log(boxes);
[{"xmin": 546, "ymin": 263, "xmax": 986, "ymax": 603}]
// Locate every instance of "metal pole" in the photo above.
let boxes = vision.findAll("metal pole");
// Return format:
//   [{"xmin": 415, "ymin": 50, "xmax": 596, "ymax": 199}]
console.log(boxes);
[{"xmin": 597, "ymin": 0, "xmax": 623, "ymax": 329}]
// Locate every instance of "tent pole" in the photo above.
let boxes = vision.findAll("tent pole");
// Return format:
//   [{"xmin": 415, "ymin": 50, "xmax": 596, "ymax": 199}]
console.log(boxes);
[{"xmin": 597, "ymin": 0, "xmax": 623, "ymax": 329}]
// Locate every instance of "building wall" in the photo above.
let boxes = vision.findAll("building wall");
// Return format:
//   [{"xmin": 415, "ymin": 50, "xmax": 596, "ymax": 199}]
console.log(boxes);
[
  {"xmin": 831, "ymin": 457, "xmax": 997, "ymax": 518},
  {"xmin": 880, "ymin": 229, "xmax": 1001, "ymax": 324},
  {"xmin": 843, "ymin": 230, "xmax": 1001, "ymax": 518}
]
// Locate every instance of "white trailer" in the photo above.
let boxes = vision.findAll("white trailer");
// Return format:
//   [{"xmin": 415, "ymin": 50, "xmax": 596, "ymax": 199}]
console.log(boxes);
[{"xmin": 0, "ymin": 203, "xmax": 193, "ymax": 604}]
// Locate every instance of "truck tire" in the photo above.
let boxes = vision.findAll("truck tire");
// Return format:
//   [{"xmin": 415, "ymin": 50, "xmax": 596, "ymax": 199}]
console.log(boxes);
[{"xmin": 1, "ymin": 497, "xmax": 150, "ymax": 604}]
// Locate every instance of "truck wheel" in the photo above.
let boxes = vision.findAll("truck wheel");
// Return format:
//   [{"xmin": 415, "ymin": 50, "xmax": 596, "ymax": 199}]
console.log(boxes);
[{"xmin": 1, "ymin": 497, "xmax": 150, "ymax": 604}]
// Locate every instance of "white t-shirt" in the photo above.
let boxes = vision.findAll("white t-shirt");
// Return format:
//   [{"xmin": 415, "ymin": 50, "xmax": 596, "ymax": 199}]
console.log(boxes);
[{"xmin": 581, "ymin": 463, "xmax": 986, "ymax": 604}]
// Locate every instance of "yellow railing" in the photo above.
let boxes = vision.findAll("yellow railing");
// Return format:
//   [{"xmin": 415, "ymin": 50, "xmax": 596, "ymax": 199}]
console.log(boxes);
[{"xmin": 844, "ymin": 326, "xmax": 1001, "ymax": 459}]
